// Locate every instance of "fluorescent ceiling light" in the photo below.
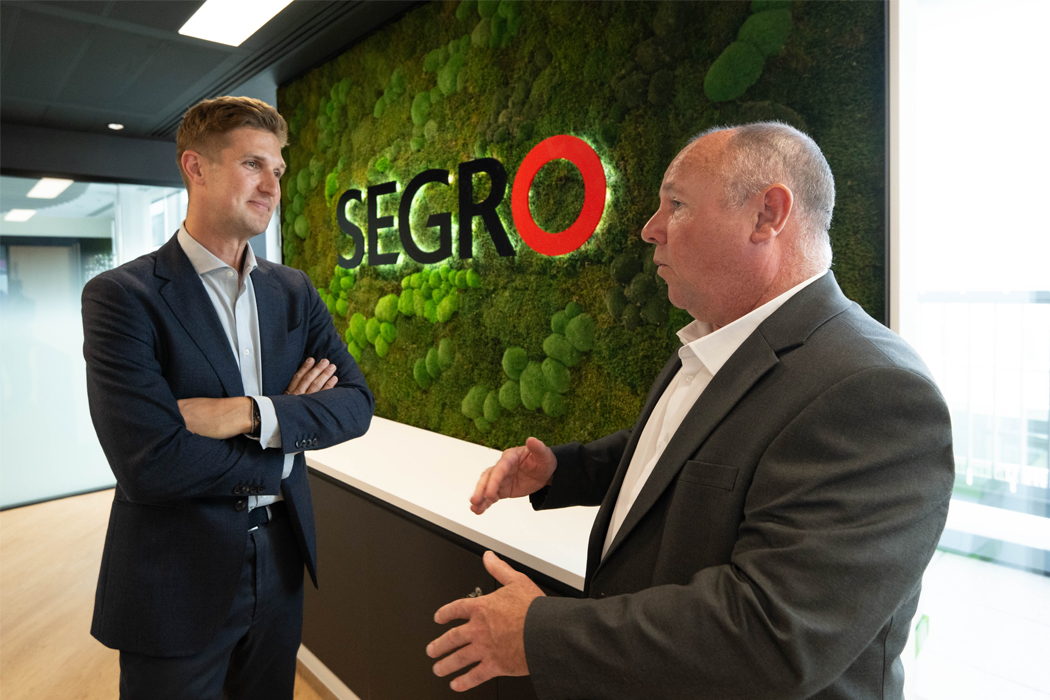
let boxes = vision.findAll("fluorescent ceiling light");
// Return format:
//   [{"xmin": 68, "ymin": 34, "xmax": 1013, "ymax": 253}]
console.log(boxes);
[
  {"xmin": 179, "ymin": 0, "xmax": 294, "ymax": 47},
  {"xmin": 108, "ymin": 123, "xmax": 124, "ymax": 130},
  {"xmin": 4, "ymin": 209, "xmax": 37, "ymax": 222},
  {"xmin": 26, "ymin": 178, "xmax": 74, "ymax": 199}
]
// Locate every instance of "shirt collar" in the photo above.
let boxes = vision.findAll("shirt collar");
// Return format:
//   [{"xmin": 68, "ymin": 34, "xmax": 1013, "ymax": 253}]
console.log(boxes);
[
  {"xmin": 676, "ymin": 270, "xmax": 827, "ymax": 378},
  {"xmin": 177, "ymin": 223, "xmax": 258, "ymax": 278}
]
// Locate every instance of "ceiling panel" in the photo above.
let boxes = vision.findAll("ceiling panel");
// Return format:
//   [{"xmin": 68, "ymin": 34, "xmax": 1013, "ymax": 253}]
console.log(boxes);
[
  {"xmin": 0, "ymin": 11, "xmax": 91, "ymax": 102},
  {"xmin": 0, "ymin": 99, "xmax": 47, "ymax": 126},
  {"xmin": 34, "ymin": 0, "xmax": 111, "ymax": 18},
  {"xmin": 104, "ymin": 1, "xmax": 201, "ymax": 34},
  {"xmin": 58, "ymin": 28, "xmax": 164, "ymax": 110},
  {"xmin": 121, "ymin": 42, "xmax": 236, "ymax": 115}
]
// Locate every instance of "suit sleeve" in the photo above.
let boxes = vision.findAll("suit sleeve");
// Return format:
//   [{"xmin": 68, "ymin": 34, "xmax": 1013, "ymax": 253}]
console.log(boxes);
[
  {"xmin": 524, "ymin": 366, "xmax": 955, "ymax": 700},
  {"xmin": 82, "ymin": 274, "xmax": 286, "ymax": 503},
  {"xmin": 531, "ymin": 429, "xmax": 633, "ymax": 509},
  {"xmin": 267, "ymin": 270, "xmax": 374, "ymax": 453}
]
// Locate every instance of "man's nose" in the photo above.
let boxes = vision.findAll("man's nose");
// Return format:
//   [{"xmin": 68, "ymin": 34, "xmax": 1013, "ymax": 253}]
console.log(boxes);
[
  {"xmin": 640, "ymin": 211, "xmax": 664, "ymax": 244},
  {"xmin": 260, "ymin": 171, "xmax": 279, "ymax": 195}
]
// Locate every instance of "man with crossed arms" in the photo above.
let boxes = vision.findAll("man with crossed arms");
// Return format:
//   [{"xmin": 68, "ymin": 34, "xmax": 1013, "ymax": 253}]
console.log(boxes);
[
  {"xmin": 427, "ymin": 122, "xmax": 954, "ymax": 699},
  {"xmin": 84, "ymin": 96, "xmax": 373, "ymax": 698}
]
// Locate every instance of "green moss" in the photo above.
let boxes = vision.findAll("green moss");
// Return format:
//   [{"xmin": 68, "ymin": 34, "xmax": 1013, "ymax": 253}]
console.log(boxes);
[
  {"xmin": 380, "ymin": 322, "xmax": 398, "ymax": 343},
  {"xmin": 611, "ymin": 254, "xmax": 642, "ymax": 285},
  {"xmin": 279, "ymin": 0, "xmax": 886, "ymax": 450},
  {"xmin": 478, "ymin": 0, "xmax": 499, "ymax": 19},
  {"xmin": 426, "ymin": 347, "xmax": 442, "ymax": 379},
  {"xmin": 542, "ymin": 391, "xmax": 566, "ymax": 418},
  {"xmin": 543, "ymin": 333, "xmax": 582, "ymax": 368},
  {"xmin": 623, "ymin": 304, "xmax": 642, "ymax": 331},
  {"xmin": 375, "ymin": 294, "xmax": 399, "ymax": 323},
  {"xmin": 499, "ymin": 379, "xmax": 521, "ymax": 410},
  {"xmin": 565, "ymin": 313, "xmax": 595, "ymax": 352},
  {"xmin": 349, "ymin": 312, "xmax": 367, "ymax": 346},
  {"xmin": 551, "ymin": 310, "xmax": 568, "ymax": 334},
  {"xmin": 640, "ymin": 294, "xmax": 669, "ymax": 325},
  {"xmin": 398, "ymin": 289, "xmax": 415, "ymax": 316},
  {"xmin": 375, "ymin": 336, "xmax": 390, "ymax": 358},
  {"xmin": 294, "ymin": 215, "xmax": 310, "ymax": 239},
  {"xmin": 360, "ymin": 316, "xmax": 381, "ymax": 346},
  {"xmin": 519, "ymin": 361, "xmax": 547, "ymax": 411},
  {"xmin": 461, "ymin": 384, "xmax": 489, "ymax": 419},
  {"xmin": 704, "ymin": 41, "xmax": 765, "ymax": 103},
  {"xmin": 625, "ymin": 273, "xmax": 656, "ymax": 304},
  {"xmin": 502, "ymin": 346, "xmax": 528, "ymax": 379},
  {"xmin": 483, "ymin": 390, "xmax": 502, "ymax": 422},
  {"xmin": 438, "ymin": 337, "xmax": 454, "ymax": 369},
  {"xmin": 348, "ymin": 340, "xmax": 363, "ymax": 363},
  {"xmin": 413, "ymin": 358, "xmax": 432, "ymax": 389},
  {"xmin": 739, "ymin": 10, "xmax": 792, "ymax": 57},
  {"xmin": 541, "ymin": 357, "xmax": 571, "ymax": 394},
  {"xmin": 606, "ymin": 287, "xmax": 628, "ymax": 321}
]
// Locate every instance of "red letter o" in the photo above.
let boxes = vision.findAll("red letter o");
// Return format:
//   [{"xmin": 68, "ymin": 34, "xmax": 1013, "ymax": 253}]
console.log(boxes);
[{"xmin": 511, "ymin": 135, "xmax": 607, "ymax": 256}]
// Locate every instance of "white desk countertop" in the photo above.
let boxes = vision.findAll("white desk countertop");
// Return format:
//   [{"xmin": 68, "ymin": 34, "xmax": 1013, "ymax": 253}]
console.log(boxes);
[{"xmin": 306, "ymin": 417, "xmax": 597, "ymax": 590}]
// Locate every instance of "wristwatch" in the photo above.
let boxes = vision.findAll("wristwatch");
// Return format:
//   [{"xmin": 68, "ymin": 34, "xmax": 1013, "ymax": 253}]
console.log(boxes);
[{"xmin": 248, "ymin": 398, "xmax": 261, "ymax": 439}]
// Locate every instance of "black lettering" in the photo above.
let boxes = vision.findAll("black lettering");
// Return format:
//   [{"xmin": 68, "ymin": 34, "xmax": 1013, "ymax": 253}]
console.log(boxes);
[
  {"xmin": 398, "ymin": 169, "xmax": 453, "ymax": 265},
  {"xmin": 367, "ymin": 181, "xmax": 400, "ymax": 266},
  {"xmin": 335, "ymin": 189, "xmax": 365, "ymax": 269},
  {"xmin": 457, "ymin": 158, "xmax": 514, "ymax": 259}
]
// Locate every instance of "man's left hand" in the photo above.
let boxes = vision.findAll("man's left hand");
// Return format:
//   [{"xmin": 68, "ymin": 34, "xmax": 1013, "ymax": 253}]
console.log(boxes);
[{"xmin": 427, "ymin": 551, "xmax": 544, "ymax": 692}]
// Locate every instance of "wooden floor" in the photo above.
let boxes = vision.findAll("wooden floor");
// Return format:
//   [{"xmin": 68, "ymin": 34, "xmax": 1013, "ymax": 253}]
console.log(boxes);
[{"xmin": 0, "ymin": 489, "xmax": 325, "ymax": 700}]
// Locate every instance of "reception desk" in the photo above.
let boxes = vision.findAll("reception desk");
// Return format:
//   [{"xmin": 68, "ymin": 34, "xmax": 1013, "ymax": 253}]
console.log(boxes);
[{"xmin": 302, "ymin": 417, "xmax": 598, "ymax": 700}]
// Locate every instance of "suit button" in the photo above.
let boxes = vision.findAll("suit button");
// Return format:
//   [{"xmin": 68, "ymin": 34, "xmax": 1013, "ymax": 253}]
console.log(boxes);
[
  {"xmin": 251, "ymin": 486, "xmax": 260, "ymax": 494},
  {"xmin": 597, "ymin": 591, "xmax": 607, "ymax": 598},
  {"xmin": 294, "ymin": 440, "xmax": 301, "ymax": 449},
  {"xmin": 235, "ymin": 499, "xmax": 247, "ymax": 511},
  {"xmin": 310, "ymin": 438, "xmax": 318, "ymax": 447}
]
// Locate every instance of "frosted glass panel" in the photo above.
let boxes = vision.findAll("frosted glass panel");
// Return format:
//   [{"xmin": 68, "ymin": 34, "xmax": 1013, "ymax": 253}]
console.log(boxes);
[{"xmin": 0, "ymin": 176, "xmax": 186, "ymax": 508}]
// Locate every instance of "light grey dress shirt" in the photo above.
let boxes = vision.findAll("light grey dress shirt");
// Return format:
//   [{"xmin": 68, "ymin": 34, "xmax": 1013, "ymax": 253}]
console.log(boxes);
[{"xmin": 177, "ymin": 226, "xmax": 293, "ymax": 511}]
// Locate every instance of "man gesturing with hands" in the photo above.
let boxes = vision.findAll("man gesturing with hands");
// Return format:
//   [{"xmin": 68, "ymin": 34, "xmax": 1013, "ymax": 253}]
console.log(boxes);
[
  {"xmin": 428, "ymin": 123, "xmax": 953, "ymax": 700},
  {"xmin": 84, "ymin": 96, "xmax": 373, "ymax": 700}
]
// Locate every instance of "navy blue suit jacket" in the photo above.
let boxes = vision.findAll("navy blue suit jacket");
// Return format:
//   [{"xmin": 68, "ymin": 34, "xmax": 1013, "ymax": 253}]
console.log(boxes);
[{"xmin": 83, "ymin": 234, "xmax": 373, "ymax": 657}]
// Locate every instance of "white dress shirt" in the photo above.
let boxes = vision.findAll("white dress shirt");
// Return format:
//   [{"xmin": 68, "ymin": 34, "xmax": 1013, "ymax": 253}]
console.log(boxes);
[
  {"xmin": 177, "ymin": 226, "xmax": 293, "ymax": 511},
  {"xmin": 602, "ymin": 271, "xmax": 827, "ymax": 558}
]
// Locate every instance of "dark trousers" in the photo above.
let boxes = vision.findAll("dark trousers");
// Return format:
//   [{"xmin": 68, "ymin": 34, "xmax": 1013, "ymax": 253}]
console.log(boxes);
[{"xmin": 119, "ymin": 513, "xmax": 305, "ymax": 700}]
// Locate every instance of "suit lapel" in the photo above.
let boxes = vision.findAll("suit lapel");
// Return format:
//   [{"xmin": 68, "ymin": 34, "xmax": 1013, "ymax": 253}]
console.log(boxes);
[
  {"xmin": 592, "ymin": 272, "xmax": 854, "ymax": 572},
  {"xmin": 155, "ymin": 236, "xmax": 244, "ymax": 398},
  {"xmin": 585, "ymin": 353, "xmax": 682, "ymax": 581},
  {"xmin": 250, "ymin": 263, "xmax": 289, "ymax": 396}
]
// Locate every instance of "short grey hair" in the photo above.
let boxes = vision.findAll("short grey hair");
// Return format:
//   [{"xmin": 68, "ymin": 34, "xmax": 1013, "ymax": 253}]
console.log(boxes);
[{"xmin": 691, "ymin": 121, "xmax": 835, "ymax": 271}]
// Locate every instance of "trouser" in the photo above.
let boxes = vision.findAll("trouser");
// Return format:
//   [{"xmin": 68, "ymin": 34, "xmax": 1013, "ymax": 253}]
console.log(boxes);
[{"xmin": 119, "ymin": 510, "xmax": 305, "ymax": 700}]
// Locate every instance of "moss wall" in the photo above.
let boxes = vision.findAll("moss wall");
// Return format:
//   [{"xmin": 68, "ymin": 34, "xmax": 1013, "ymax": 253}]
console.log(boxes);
[{"xmin": 276, "ymin": 0, "xmax": 886, "ymax": 449}]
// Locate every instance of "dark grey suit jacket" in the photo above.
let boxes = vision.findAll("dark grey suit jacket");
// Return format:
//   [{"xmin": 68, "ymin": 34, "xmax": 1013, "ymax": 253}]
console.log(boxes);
[
  {"xmin": 83, "ymin": 235, "xmax": 374, "ymax": 657},
  {"xmin": 524, "ymin": 273, "xmax": 954, "ymax": 699}
]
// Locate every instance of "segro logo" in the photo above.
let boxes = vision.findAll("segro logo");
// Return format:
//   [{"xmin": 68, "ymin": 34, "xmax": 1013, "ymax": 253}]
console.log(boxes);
[{"xmin": 334, "ymin": 135, "xmax": 607, "ymax": 268}]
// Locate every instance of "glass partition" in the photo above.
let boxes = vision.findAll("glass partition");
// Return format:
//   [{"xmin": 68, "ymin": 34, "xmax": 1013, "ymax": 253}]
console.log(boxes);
[{"xmin": 0, "ymin": 176, "xmax": 186, "ymax": 508}]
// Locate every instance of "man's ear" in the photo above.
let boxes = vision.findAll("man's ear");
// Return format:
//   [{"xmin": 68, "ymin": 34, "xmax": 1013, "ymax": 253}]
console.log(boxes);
[
  {"xmin": 181, "ymin": 150, "xmax": 207, "ymax": 188},
  {"xmin": 752, "ymin": 183, "xmax": 793, "ymax": 244}
]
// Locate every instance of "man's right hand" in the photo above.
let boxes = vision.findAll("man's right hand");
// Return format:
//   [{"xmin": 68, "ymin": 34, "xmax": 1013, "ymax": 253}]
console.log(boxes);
[
  {"xmin": 470, "ymin": 437, "xmax": 556, "ymax": 515},
  {"xmin": 284, "ymin": 357, "xmax": 337, "ymax": 395}
]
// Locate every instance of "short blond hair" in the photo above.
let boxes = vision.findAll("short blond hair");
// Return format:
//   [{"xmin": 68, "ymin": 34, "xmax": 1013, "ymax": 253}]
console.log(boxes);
[{"xmin": 176, "ymin": 96, "xmax": 288, "ymax": 188}]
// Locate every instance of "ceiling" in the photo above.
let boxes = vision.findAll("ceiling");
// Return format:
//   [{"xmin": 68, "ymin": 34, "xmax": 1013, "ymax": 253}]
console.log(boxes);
[{"xmin": 0, "ymin": 0, "xmax": 418, "ymax": 141}]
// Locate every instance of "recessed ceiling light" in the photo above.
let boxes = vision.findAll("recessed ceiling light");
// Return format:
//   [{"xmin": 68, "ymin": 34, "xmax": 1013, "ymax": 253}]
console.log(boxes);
[
  {"xmin": 179, "ymin": 0, "xmax": 294, "ymax": 47},
  {"xmin": 4, "ymin": 209, "xmax": 37, "ymax": 222},
  {"xmin": 26, "ymin": 178, "xmax": 74, "ymax": 199},
  {"xmin": 108, "ymin": 123, "xmax": 124, "ymax": 130}
]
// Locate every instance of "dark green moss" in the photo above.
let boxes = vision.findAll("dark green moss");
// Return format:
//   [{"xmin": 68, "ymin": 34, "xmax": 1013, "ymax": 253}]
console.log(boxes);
[{"xmin": 278, "ymin": 0, "xmax": 886, "ymax": 450}]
